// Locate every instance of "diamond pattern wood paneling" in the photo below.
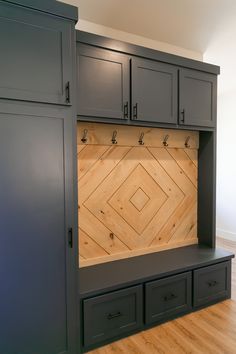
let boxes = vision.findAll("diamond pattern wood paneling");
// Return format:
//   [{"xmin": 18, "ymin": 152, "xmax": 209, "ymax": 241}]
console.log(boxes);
[{"xmin": 78, "ymin": 123, "xmax": 199, "ymax": 267}]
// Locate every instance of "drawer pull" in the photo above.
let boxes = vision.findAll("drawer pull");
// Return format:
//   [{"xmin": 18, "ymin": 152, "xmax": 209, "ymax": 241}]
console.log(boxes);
[
  {"xmin": 107, "ymin": 311, "xmax": 122, "ymax": 320},
  {"xmin": 163, "ymin": 293, "xmax": 177, "ymax": 302},
  {"xmin": 207, "ymin": 280, "xmax": 218, "ymax": 287}
]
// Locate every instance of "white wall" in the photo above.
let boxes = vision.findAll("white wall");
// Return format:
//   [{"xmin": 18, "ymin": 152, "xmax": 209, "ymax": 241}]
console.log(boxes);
[
  {"xmin": 76, "ymin": 19, "xmax": 202, "ymax": 61},
  {"xmin": 204, "ymin": 17, "xmax": 236, "ymax": 240}
]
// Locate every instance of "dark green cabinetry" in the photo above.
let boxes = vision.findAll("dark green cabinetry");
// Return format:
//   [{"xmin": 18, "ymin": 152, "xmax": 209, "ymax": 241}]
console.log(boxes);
[
  {"xmin": 83, "ymin": 286, "xmax": 142, "ymax": 347},
  {"xmin": 131, "ymin": 58, "xmax": 178, "ymax": 123},
  {"xmin": 145, "ymin": 272, "xmax": 192, "ymax": 324},
  {"xmin": 80, "ymin": 247, "xmax": 234, "ymax": 352},
  {"xmin": 0, "ymin": 2, "xmax": 78, "ymax": 354},
  {"xmin": 0, "ymin": 1, "xmax": 73, "ymax": 105},
  {"xmin": 76, "ymin": 32, "xmax": 218, "ymax": 129},
  {"xmin": 179, "ymin": 69, "xmax": 217, "ymax": 127},
  {"xmin": 77, "ymin": 44, "xmax": 130, "ymax": 119}
]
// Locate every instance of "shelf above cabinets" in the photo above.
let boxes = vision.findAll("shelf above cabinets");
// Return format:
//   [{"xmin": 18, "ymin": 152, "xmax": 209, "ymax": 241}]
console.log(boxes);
[{"xmin": 76, "ymin": 33, "xmax": 218, "ymax": 130}]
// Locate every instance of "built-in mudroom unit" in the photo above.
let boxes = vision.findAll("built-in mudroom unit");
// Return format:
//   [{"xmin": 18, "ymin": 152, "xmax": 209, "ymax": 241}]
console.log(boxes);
[
  {"xmin": 76, "ymin": 31, "xmax": 234, "ymax": 353},
  {"xmin": 0, "ymin": 2, "xmax": 234, "ymax": 354}
]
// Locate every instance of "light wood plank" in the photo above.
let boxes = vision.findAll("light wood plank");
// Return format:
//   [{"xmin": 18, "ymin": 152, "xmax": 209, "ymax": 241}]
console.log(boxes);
[
  {"xmin": 79, "ymin": 239, "xmax": 197, "ymax": 268},
  {"xmin": 79, "ymin": 228, "xmax": 108, "ymax": 259},
  {"xmin": 78, "ymin": 122, "xmax": 199, "ymax": 148},
  {"xmin": 78, "ymin": 123, "xmax": 198, "ymax": 266}
]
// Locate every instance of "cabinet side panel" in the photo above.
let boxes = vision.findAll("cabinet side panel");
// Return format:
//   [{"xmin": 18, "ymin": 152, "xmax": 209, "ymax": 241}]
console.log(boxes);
[
  {"xmin": 198, "ymin": 131, "xmax": 216, "ymax": 247},
  {"xmin": 0, "ymin": 114, "xmax": 68, "ymax": 354}
]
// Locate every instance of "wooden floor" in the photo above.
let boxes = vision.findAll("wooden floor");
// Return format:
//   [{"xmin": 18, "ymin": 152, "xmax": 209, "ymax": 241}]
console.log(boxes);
[{"xmin": 88, "ymin": 238, "xmax": 236, "ymax": 354}]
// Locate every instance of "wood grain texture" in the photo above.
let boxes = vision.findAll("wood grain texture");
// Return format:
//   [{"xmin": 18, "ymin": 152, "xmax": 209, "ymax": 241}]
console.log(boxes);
[
  {"xmin": 87, "ymin": 238, "xmax": 236, "ymax": 354},
  {"xmin": 77, "ymin": 122, "xmax": 199, "ymax": 148},
  {"xmin": 78, "ymin": 123, "xmax": 199, "ymax": 267}
]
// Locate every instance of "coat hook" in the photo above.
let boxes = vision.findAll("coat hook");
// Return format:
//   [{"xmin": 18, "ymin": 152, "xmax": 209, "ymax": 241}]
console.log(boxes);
[
  {"xmin": 138, "ymin": 132, "xmax": 144, "ymax": 145},
  {"xmin": 185, "ymin": 136, "xmax": 190, "ymax": 148},
  {"xmin": 111, "ymin": 130, "xmax": 117, "ymax": 144},
  {"xmin": 163, "ymin": 134, "xmax": 169, "ymax": 147},
  {"xmin": 81, "ymin": 129, "xmax": 88, "ymax": 143}
]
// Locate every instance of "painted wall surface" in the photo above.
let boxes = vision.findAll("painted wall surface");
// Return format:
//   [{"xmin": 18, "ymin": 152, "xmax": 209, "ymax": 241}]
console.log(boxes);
[
  {"xmin": 204, "ymin": 18, "xmax": 236, "ymax": 240},
  {"xmin": 76, "ymin": 19, "xmax": 202, "ymax": 61}
]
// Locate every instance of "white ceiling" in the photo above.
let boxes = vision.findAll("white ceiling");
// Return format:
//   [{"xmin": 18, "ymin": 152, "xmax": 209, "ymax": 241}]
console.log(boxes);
[{"xmin": 61, "ymin": 0, "xmax": 236, "ymax": 53}]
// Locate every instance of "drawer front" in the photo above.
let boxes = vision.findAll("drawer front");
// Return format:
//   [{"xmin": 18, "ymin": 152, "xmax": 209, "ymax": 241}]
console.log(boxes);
[
  {"xmin": 193, "ymin": 261, "xmax": 231, "ymax": 307},
  {"xmin": 145, "ymin": 272, "xmax": 192, "ymax": 324},
  {"xmin": 83, "ymin": 285, "xmax": 142, "ymax": 347}
]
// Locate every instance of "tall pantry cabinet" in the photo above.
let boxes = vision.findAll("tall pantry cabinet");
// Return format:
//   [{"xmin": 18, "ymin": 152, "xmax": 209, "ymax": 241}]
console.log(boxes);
[{"xmin": 0, "ymin": 1, "xmax": 79, "ymax": 354}]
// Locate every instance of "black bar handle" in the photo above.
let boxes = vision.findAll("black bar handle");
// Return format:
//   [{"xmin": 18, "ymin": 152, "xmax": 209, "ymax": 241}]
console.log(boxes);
[
  {"xmin": 207, "ymin": 280, "xmax": 218, "ymax": 287},
  {"xmin": 180, "ymin": 108, "xmax": 185, "ymax": 123},
  {"xmin": 124, "ymin": 102, "xmax": 129, "ymax": 119},
  {"xmin": 68, "ymin": 227, "xmax": 73, "ymax": 248},
  {"xmin": 65, "ymin": 81, "xmax": 70, "ymax": 104},
  {"xmin": 164, "ymin": 293, "xmax": 177, "ymax": 302},
  {"xmin": 107, "ymin": 311, "xmax": 122, "ymax": 320},
  {"xmin": 133, "ymin": 103, "xmax": 138, "ymax": 119}
]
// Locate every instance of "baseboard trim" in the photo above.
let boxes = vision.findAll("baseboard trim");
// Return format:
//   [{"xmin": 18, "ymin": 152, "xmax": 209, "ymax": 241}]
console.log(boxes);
[{"xmin": 217, "ymin": 228, "xmax": 236, "ymax": 241}]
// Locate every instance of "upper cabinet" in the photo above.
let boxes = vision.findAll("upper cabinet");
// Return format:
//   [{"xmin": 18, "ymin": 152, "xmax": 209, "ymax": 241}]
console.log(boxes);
[
  {"xmin": 76, "ymin": 34, "xmax": 219, "ymax": 129},
  {"xmin": 0, "ymin": 2, "xmax": 73, "ymax": 105},
  {"xmin": 77, "ymin": 44, "xmax": 130, "ymax": 120},
  {"xmin": 179, "ymin": 69, "xmax": 217, "ymax": 128},
  {"xmin": 131, "ymin": 58, "xmax": 178, "ymax": 124}
]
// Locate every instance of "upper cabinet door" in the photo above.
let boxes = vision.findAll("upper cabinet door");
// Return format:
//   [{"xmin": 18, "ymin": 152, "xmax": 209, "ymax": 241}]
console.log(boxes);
[
  {"xmin": 0, "ymin": 2, "xmax": 72, "ymax": 105},
  {"xmin": 179, "ymin": 69, "xmax": 217, "ymax": 127},
  {"xmin": 77, "ymin": 44, "xmax": 130, "ymax": 120},
  {"xmin": 131, "ymin": 58, "xmax": 178, "ymax": 124}
]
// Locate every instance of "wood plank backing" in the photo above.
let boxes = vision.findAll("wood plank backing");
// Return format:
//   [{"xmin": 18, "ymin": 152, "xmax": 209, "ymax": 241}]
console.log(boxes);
[{"xmin": 78, "ymin": 123, "xmax": 199, "ymax": 267}]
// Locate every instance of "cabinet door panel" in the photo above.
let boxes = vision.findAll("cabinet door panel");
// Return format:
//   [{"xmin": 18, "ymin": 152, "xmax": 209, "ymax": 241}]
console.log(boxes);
[
  {"xmin": 0, "ymin": 2, "xmax": 72, "ymax": 105},
  {"xmin": 179, "ymin": 69, "xmax": 217, "ymax": 127},
  {"xmin": 145, "ymin": 272, "xmax": 192, "ymax": 324},
  {"xmin": 83, "ymin": 286, "xmax": 142, "ymax": 348},
  {"xmin": 0, "ymin": 112, "xmax": 75, "ymax": 354},
  {"xmin": 132, "ymin": 58, "xmax": 178, "ymax": 124},
  {"xmin": 193, "ymin": 261, "xmax": 231, "ymax": 307},
  {"xmin": 77, "ymin": 44, "xmax": 130, "ymax": 119}
]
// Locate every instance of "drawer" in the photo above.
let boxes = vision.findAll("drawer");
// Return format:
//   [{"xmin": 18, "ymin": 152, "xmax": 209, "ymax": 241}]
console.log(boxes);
[
  {"xmin": 193, "ymin": 261, "xmax": 231, "ymax": 307},
  {"xmin": 83, "ymin": 285, "xmax": 142, "ymax": 347},
  {"xmin": 145, "ymin": 272, "xmax": 192, "ymax": 325}
]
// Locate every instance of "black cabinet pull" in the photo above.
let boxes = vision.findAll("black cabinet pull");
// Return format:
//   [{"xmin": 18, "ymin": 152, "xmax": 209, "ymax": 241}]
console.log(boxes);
[
  {"xmin": 133, "ymin": 103, "xmax": 138, "ymax": 119},
  {"xmin": 65, "ymin": 81, "xmax": 70, "ymax": 104},
  {"xmin": 180, "ymin": 109, "xmax": 185, "ymax": 123},
  {"xmin": 124, "ymin": 102, "xmax": 129, "ymax": 119},
  {"xmin": 164, "ymin": 293, "xmax": 177, "ymax": 301},
  {"xmin": 68, "ymin": 227, "xmax": 73, "ymax": 248},
  {"xmin": 163, "ymin": 293, "xmax": 177, "ymax": 302},
  {"xmin": 207, "ymin": 280, "xmax": 218, "ymax": 287},
  {"xmin": 107, "ymin": 311, "xmax": 122, "ymax": 320}
]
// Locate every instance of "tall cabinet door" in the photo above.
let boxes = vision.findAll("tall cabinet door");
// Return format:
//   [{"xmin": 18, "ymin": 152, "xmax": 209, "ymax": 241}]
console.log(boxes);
[
  {"xmin": 0, "ymin": 107, "xmax": 77, "ymax": 354},
  {"xmin": 77, "ymin": 44, "xmax": 130, "ymax": 120},
  {"xmin": 0, "ymin": 1, "xmax": 72, "ymax": 105},
  {"xmin": 131, "ymin": 58, "xmax": 178, "ymax": 124},
  {"xmin": 179, "ymin": 69, "xmax": 217, "ymax": 127}
]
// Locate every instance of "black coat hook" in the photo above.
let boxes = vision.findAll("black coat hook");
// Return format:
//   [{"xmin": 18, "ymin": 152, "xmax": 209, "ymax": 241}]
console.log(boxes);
[
  {"xmin": 139, "ymin": 132, "xmax": 144, "ymax": 145},
  {"xmin": 185, "ymin": 136, "xmax": 190, "ymax": 148},
  {"xmin": 163, "ymin": 134, "xmax": 169, "ymax": 147},
  {"xmin": 111, "ymin": 130, "xmax": 117, "ymax": 144},
  {"xmin": 81, "ymin": 129, "xmax": 88, "ymax": 143}
]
